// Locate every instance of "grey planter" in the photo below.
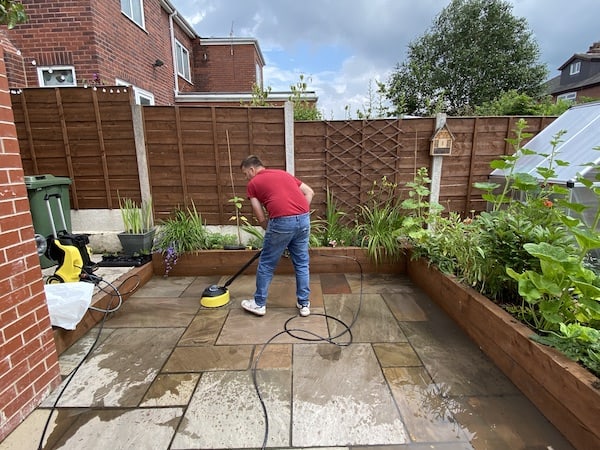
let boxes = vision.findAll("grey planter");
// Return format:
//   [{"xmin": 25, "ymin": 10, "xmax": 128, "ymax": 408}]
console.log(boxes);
[{"xmin": 117, "ymin": 228, "xmax": 156, "ymax": 256}]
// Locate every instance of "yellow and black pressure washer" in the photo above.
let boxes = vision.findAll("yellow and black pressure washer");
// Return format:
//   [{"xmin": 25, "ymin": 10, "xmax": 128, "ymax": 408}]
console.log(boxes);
[{"xmin": 43, "ymin": 193, "xmax": 97, "ymax": 284}]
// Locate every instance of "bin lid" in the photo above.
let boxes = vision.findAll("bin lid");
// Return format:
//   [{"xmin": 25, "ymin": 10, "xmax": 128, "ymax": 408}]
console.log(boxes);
[{"xmin": 24, "ymin": 174, "xmax": 72, "ymax": 189}]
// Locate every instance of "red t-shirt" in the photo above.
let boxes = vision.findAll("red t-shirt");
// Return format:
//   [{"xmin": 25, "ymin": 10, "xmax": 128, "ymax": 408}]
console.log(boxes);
[{"xmin": 247, "ymin": 169, "xmax": 309, "ymax": 218}]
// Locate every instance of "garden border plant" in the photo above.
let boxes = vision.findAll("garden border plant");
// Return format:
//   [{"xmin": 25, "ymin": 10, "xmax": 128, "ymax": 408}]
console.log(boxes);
[
  {"xmin": 153, "ymin": 201, "xmax": 241, "ymax": 276},
  {"xmin": 408, "ymin": 118, "xmax": 600, "ymax": 378}
]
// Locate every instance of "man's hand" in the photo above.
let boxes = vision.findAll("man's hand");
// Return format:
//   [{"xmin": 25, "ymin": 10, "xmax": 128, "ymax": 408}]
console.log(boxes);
[{"xmin": 250, "ymin": 197, "xmax": 268, "ymax": 229}]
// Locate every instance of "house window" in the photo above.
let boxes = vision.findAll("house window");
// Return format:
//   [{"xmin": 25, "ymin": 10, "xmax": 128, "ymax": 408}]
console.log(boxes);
[
  {"xmin": 121, "ymin": 0, "xmax": 145, "ymax": 29},
  {"xmin": 175, "ymin": 40, "xmax": 191, "ymax": 81},
  {"xmin": 37, "ymin": 66, "xmax": 76, "ymax": 87},
  {"xmin": 557, "ymin": 92, "xmax": 577, "ymax": 102},
  {"xmin": 569, "ymin": 61, "xmax": 581, "ymax": 75},
  {"xmin": 135, "ymin": 88, "xmax": 155, "ymax": 105},
  {"xmin": 255, "ymin": 62, "xmax": 262, "ymax": 88},
  {"xmin": 116, "ymin": 79, "xmax": 155, "ymax": 105}
]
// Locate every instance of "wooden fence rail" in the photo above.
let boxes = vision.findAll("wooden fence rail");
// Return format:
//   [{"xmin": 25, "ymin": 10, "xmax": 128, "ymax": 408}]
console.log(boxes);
[{"xmin": 12, "ymin": 87, "xmax": 555, "ymax": 225}]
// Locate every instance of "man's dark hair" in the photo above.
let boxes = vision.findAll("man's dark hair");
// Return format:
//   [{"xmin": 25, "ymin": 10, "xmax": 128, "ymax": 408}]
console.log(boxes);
[{"xmin": 240, "ymin": 155, "xmax": 264, "ymax": 169}]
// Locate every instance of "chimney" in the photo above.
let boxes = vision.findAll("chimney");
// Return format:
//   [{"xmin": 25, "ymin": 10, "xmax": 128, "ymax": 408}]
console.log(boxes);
[{"xmin": 587, "ymin": 42, "xmax": 600, "ymax": 54}]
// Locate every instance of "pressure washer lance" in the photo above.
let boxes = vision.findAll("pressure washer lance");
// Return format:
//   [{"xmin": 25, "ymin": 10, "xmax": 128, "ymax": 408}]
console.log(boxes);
[{"xmin": 200, "ymin": 249, "xmax": 262, "ymax": 307}]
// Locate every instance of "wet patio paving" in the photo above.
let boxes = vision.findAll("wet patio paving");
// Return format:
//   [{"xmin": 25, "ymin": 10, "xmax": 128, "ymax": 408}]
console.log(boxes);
[{"xmin": 2, "ymin": 268, "xmax": 574, "ymax": 449}]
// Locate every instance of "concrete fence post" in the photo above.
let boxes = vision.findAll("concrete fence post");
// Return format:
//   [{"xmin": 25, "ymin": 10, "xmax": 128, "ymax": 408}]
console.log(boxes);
[
  {"xmin": 429, "ymin": 112, "xmax": 446, "ymax": 209},
  {"xmin": 131, "ymin": 104, "xmax": 152, "ymax": 206},
  {"xmin": 284, "ymin": 101, "xmax": 295, "ymax": 175}
]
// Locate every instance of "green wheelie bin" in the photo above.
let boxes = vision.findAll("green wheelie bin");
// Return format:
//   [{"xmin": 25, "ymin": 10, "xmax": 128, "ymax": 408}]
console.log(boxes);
[{"xmin": 24, "ymin": 174, "xmax": 72, "ymax": 268}]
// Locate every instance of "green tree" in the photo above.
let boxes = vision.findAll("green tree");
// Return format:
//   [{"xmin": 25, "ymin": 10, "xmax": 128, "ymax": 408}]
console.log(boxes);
[
  {"xmin": 386, "ymin": 0, "xmax": 547, "ymax": 116},
  {"xmin": 0, "ymin": 0, "xmax": 27, "ymax": 28}
]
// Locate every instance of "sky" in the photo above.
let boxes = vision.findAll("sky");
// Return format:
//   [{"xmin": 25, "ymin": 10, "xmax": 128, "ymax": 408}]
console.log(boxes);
[{"xmin": 169, "ymin": 0, "xmax": 600, "ymax": 119}]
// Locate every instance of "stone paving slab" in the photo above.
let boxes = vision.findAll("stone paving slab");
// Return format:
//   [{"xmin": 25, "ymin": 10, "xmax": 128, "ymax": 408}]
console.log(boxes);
[
  {"xmin": 55, "ymin": 408, "xmax": 183, "ymax": 449},
  {"xmin": 43, "ymin": 327, "xmax": 183, "ymax": 407},
  {"xmin": 172, "ymin": 370, "xmax": 291, "ymax": 449},
  {"xmin": 292, "ymin": 343, "xmax": 408, "ymax": 447},
  {"xmin": 217, "ymin": 307, "xmax": 329, "ymax": 345},
  {"xmin": 325, "ymin": 293, "xmax": 408, "ymax": 343},
  {"xmin": 3, "ymin": 272, "xmax": 577, "ymax": 450}
]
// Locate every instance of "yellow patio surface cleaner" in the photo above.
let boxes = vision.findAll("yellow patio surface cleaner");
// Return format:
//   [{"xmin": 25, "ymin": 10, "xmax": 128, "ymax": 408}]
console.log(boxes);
[{"xmin": 200, "ymin": 249, "xmax": 262, "ymax": 307}]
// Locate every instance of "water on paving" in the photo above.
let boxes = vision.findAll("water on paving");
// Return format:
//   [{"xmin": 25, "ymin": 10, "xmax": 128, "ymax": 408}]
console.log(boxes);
[{"xmin": 1, "ymin": 268, "xmax": 574, "ymax": 449}]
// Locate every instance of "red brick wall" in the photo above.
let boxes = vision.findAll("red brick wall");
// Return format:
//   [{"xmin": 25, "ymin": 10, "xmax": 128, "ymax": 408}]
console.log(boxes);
[
  {"xmin": 578, "ymin": 85, "xmax": 600, "ymax": 100},
  {"xmin": 193, "ymin": 42, "xmax": 261, "ymax": 92},
  {"xmin": 7, "ymin": 0, "xmax": 95, "ymax": 87},
  {"xmin": 6, "ymin": 0, "xmax": 197, "ymax": 105},
  {"xmin": 0, "ymin": 45, "xmax": 61, "ymax": 442}
]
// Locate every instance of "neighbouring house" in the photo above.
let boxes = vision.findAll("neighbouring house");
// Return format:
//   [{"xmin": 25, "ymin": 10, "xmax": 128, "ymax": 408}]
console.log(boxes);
[
  {"xmin": 546, "ymin": 41, "xmax": 600, "ymax": 103},
  {"xmin": 3, "ymin": 0, "xmax": 315, "ymax": 107}
]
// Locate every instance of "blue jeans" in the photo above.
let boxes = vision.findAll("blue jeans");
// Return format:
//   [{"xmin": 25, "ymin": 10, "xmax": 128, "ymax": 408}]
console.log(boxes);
[{"xmin": 254, "ymin": 213, "xmax": 310, "ymax": 307}]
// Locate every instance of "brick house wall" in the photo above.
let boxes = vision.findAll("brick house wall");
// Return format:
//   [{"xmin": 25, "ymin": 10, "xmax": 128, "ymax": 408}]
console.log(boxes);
[
  {"xmin": 0, "ymin": 42, "xmax": 61, "ymax": 442},
  {"xmin": 192, "ymin": 39, "xmax": 264, "ymax": 92},
  {"xmin": 6, "ymin": 0, "xmax": 197, "ymax": 105},
  {"xmin": 4, "ymin": 1, "xmax": 270, "ymax": 106}
]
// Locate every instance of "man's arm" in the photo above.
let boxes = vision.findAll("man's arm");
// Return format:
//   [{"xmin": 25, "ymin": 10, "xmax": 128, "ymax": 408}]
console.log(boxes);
[
  {"xmin": 249, "ymin": 197, "xmax": 268, "ymax": 229},
  {"xmin": 299, "ymin": 183, "xmax": 314, "ymax": 205}
]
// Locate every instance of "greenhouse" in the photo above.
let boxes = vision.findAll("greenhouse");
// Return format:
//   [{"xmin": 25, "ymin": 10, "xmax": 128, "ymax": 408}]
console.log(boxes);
[{"xmin": 490, "ymin": 101, "xmax": 600, "ymax": 229}]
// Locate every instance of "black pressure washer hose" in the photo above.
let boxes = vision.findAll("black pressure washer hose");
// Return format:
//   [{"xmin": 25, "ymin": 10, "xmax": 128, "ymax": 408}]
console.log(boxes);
[
  {"xmin": 251, "ymin": 252, "xmax": 364, "ymax": 449},
  {"xmin": 36, "ymin": 254, "xmax": 362, "ymax": 449}
]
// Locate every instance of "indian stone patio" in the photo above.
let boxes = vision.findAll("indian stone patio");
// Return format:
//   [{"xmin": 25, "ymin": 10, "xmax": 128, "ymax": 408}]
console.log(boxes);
[{"xmin": 1, "ymin": 268, "xmax": 574, "ymax": 449}]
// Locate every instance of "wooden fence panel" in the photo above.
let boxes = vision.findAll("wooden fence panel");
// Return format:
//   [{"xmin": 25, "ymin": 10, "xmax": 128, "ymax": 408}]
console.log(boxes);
[
  {"xmin": 13, "ymin": 87, "xmax": 556, "ymax": 226},
  {"xmin": 295, "ymin": 116, "xmax": 554, "ymax": 221},
  {"xmin": 12, "ymin": 86, "xmax": 138, "ymax": 210},
  {"xmin": 144, "ymin": 105, "xmax": 286, "ymax": 224}
]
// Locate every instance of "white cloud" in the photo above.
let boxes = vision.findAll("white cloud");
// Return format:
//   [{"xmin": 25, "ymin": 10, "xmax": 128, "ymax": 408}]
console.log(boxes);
[{"xmin": 171, "ymin": 0, "xmax": 600, "ymax": 118}]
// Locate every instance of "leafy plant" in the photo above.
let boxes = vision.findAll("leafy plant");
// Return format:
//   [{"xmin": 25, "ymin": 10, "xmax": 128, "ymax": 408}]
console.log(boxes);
[
  {"xmin": 240, "ymin": 214, "xmax": 264, "ymax": 249},
  {"xmin": 119, "ymin": 195, "xmax": 153, "ymax": 234},
  {"xmin": 289, "ymin": 74, "xmax": 322, "ymax": 120},
  {"xmin": 403, "ymin": 117, "xmax": 600, "ymax": 376},
  {"xmin": 507, "ymin": 242, "xmax": 600, "ymax": 331},
  {"xmin": 398, "ymin": 167, "xmax": 444, "ymax": 241},
  {"xmin": 532, "ymin": 323, "xmax": 600, "ymax": 378},
  {"xmin": 312, "ymin": 186, "xmax": 359, "ymax": 247},
  {"xmin": 356, "ymin": 176, "xmax": 405, "ymax": 265},
  {"xmin": 244, "ymin": 82, "xmax": 272, "ymax": 107},
  {"xmin": 0, "ymin": 0, "xmax": 28, "ymax": 29},
  {"xmin": 206, "ymin": 232, "xmax": 238, "ymax": 249},
  {"xmin": 228, "ymin": 195, "xmax": 246, "ymax": 246},
  {"xmin": 153, "ymin": 202, "xmax": 210, "ymax": 276}
]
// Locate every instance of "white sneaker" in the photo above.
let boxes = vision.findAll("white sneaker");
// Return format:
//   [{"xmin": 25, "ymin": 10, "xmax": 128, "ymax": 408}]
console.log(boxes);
[
  {"xmin": 296, "ymin": 302, "xmax": 310, "ymax": 317},
  {"xmin": 241, "ymin": 299, "xmax": 266, "ymax": 316}
]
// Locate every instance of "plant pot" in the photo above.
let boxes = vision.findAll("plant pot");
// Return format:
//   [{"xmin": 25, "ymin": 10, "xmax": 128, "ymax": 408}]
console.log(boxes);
[
  {"xmin": 118, "ymin": 228, "xmax": 156, "ymax": 256},
  {"xmin": 406, "ymin": 255, "xmax": 600, "ymax": 450}
]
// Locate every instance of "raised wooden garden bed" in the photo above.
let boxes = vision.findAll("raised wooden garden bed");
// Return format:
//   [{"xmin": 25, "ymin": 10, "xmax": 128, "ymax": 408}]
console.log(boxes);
[
  {"xmin": 151, "ymin": 246, "xmax": 407, "ymax": 276},
  {"xmin": 407, "ymin": 256, "xmax": 600, "ymax": 450}
]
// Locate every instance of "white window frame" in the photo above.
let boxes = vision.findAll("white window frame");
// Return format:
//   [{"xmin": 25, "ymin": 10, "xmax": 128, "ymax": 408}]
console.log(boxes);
[
  {"xmin": 121, "ymin": 0, "xmax": 145, "ymax": 29},
  {"xmin": 557, "ymin": 92, "xmax": 577, "ymax": 102},
  {"xmin": 37, "ymin": 66, "xmax": 77, "ymax": 87},
  {"xmin": 175, "ymin": 40, "xmax": 191, "ymax": 81},
  {"xmin": 116, "ymin": 79, "xmax": 155, "ymax": 105},
  {"xmin": 569, "ymin": 61, "xmax": 581, "ymax": 75},
  {"xmin": 255, "ymin": 62, "xmax": 263, "ymax": 88}
]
